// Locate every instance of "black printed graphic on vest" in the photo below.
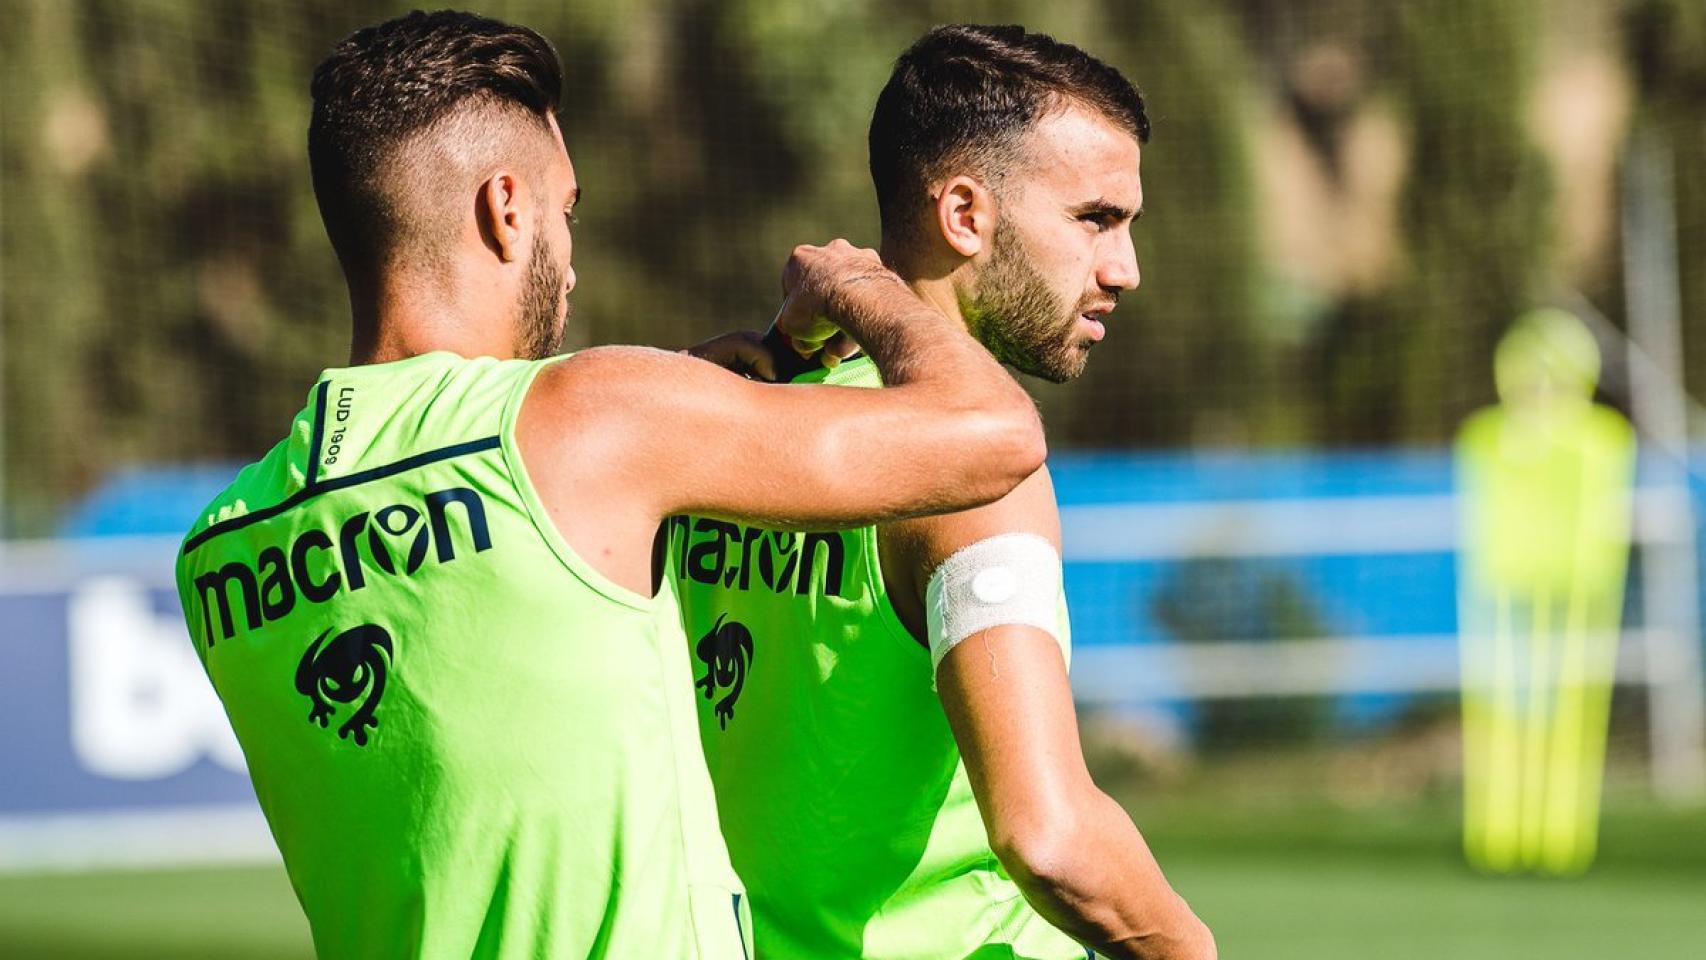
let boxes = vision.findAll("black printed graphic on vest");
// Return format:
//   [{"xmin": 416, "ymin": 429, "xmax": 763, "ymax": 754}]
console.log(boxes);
[
  {"xmin": 194, "ymin": 487, "xmax": 491, "ymax": 646},
  {"xmin": 665, "ymin": 517, "xmax": 845, "ymax": 597},
  {"xmin": 695, "ymin": 614, "xmax": 754, "ymax": 729},
  {"xmin": 296, "ymin": 623, "xmax": 393, "ymax": 747}
]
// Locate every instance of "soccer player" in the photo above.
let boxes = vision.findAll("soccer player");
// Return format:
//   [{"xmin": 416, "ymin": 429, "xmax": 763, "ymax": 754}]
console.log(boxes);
[
  {"xmin": 174, "ymin": 12, "xmax": 1046, "ymax": 960},
  {"xmin": 666, "ymin": 26, "xmax": 1214, "ymax": 960}
]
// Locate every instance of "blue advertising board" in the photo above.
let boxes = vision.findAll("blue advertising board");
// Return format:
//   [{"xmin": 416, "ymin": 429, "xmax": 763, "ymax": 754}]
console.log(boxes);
[
  {"xmin": 5, "ymin": 450, "xmax": 1694, "ymax": 870},
  {"xmin": 0, "ymin": 538, "xmax": 273, "ymax": 870}
]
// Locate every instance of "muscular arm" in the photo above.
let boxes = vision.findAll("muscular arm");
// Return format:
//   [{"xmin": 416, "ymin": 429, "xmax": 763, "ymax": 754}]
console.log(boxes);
[
  {"xmin": 518, "ymin": 242, "xmax": 1045, "ymax": 595},
  {"xmin": 882, "ymin": 469, "xmax": 1215, "ymax": 960}
]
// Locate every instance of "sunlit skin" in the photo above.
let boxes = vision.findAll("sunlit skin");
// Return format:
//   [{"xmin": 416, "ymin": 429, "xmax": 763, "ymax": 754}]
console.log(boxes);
[
  {"xmin": 350, "ymin": 113, "xmax": 579, "ymax": 366},
  {"xmin": 345, "ymin": 91, "xmax": 1050, "ymax": 596},
  {"xmin": 513, "ymin": 137, "xmax": 1052, "ymax": 595},
  {"xmin": 515, "ymin": 114, "xmax": 579, "ymax": 359},
  {"xmin": 891, "ymin": 102, "xmax": 1143, "ymax": 383},
  {"xmin": 869, "ymin": 104, "xmax": 1215, "ymax": 959}
]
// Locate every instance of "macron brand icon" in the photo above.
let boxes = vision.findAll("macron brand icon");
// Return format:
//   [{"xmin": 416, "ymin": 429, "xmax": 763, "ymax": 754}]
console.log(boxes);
[
  {"xmin": 297, "ymin": 623, "xmax": 393, "ymax": 747},
  {"xmin": 192, "ymin": 486, "xmax": 492, "ymax": 645},
  {"xmin": 695, "ymin": 614, "xmax": 754, "ymax": 729},
  {"xmin": 665, "ymin": 518, "xmax": 848, "ymax": 598}
]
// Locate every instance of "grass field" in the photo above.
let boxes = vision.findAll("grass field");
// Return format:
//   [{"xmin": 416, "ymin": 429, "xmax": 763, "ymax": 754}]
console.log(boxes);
[
  {"xmin": 1144, "ymin": 800, "xmax": 1706, "ymax": 959},
  {"xmin": 2, "ymin": 797, "xmax": 1701, "ymax": 958}
]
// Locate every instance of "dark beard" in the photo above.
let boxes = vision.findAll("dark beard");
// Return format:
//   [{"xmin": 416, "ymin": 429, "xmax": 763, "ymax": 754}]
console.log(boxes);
[
  {"xmin": 965, "ymin": 222, "xmax": 1093, "ymax": 384},
  {"xmin": 517, "ymin": 234, "xmax": 567, "ymax": 360}
]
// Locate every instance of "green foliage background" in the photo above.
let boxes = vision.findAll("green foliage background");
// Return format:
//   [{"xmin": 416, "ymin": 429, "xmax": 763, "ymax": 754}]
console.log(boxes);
[{"xmin": 1, "ymin": 0, "xmax": 1700, "ymax": 534}]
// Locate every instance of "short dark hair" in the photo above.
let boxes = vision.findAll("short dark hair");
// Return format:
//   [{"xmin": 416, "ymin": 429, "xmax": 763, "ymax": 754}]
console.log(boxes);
[
  {"xmin": 309, "ymin": 10, "xmax": 563, "ymax": 273},
  {"xmin": 868, "ymin": 24, "xmax": 1149, "ymax": 240}
]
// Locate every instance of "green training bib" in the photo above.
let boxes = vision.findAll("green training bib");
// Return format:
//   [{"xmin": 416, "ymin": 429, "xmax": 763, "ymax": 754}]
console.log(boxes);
[
  {"xmin": 177, "ymin": 351, "xmax": 750, "ymax": 960},
  {"xmin": 666, "ymin": 355, "xmax": 1087, "ymax": 959}
]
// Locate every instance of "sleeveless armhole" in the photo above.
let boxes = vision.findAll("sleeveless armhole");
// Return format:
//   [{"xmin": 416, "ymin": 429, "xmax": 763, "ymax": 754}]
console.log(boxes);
[
  {"xmin": 867, "ymin": 524, "xmax": 933, "ymax": 662},
  {"xmin": 500, "ymin": 355, "xmax": 657, "ymax": 613}
]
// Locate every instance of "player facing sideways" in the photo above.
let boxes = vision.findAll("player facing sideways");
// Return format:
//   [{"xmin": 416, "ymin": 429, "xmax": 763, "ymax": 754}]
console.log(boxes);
[
  {"xmin": 666, "ymin": 25, "xmax": 1214, "ymax": 960},
  {"xmin": 174, "ymin": 11, "xmax": 1048, "ymax": 960}
]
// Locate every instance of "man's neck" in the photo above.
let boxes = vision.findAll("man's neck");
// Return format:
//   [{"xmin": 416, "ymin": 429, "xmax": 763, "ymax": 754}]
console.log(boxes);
[
  {"xmin": 879, "ymin": 241, "xmax": 970, "ymax": 333},
  {"xmin": 346, "ymin": 267, "xmax": 514, "ymax": 365}
]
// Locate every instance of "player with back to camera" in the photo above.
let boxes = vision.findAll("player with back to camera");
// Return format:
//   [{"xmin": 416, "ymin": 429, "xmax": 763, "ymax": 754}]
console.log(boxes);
[
  {"xmin": 173, "ymin": 11, "xmax": 1047, "ymax": 960},
  {"xmin": 666, "ymin": 25, "xmax": 1215, "ymax": 960}
]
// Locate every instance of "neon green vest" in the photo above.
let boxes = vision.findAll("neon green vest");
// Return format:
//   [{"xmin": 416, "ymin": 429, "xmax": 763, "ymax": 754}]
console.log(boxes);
[
  {"xmin": 666, "ymin": 356, "xmax": 1088, "ymax": 959},
  {"xmin": 176, "ymin": 352, "xmax": 750, "ymax": 960}
]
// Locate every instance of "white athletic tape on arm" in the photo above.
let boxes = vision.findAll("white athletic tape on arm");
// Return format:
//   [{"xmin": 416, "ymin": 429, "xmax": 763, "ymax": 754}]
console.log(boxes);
[{"xmin": 925, "ymin": 532, "xmax": 1064, "ymax": 673}]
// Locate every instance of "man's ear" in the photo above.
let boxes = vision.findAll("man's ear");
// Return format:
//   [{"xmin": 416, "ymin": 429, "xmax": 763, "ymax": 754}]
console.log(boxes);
[
  {"xmin": 933, "ymin": 174, "xmax": 996, "ymax": 259},
  {"xmin": 477, "ymin": 171, "xmax": 527, "ymax": 263}
]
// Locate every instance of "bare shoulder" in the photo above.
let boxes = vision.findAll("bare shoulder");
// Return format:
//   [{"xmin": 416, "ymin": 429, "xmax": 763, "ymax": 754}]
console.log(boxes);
[
  {"xmin": 525, "ymin": 345, "xmax": 695, "ymax": 412},
  {"xmin": 514, "ymin": 346, "xmax": 697, "ymax": 520},
  {"xmin": 520, "ymin": 345, "xmax": 748, "ymax": 458},
  {"xmin": 515, "ymin": 346, "xmax": 725, "ymax": 595}
]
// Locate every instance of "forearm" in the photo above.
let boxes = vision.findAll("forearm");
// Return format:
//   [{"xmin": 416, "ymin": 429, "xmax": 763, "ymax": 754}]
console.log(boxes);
[
  {"xmin": 826, "ymin": 271, "xmax": 1043, "ymax": 486},
  {"xmin": 1000, "ymin": 793, "xmax": 1214, "ymax": 960},
  {"xmin": 829, "ymin": 270, "xmax": 1012, "ymax": 395}
]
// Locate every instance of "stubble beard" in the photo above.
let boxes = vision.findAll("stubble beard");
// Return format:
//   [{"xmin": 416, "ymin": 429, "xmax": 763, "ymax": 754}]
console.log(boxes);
[
  {"xmin": 967, "ymin": 221, "xmax": 1096, "ymax": 384},
  {"xmin": 517, "ymin": 233, "xmax": 568, "ymax": 361}
]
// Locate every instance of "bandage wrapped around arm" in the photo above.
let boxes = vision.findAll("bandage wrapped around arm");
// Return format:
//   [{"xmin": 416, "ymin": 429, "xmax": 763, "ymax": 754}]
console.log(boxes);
[{"xmin": 924, "ymin": 532, "xmax": 1065, "ymax": 673}]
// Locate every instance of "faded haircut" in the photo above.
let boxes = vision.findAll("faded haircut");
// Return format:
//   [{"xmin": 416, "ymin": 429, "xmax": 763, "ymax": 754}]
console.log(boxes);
[
  {"xmin": 868, "ymin": 24, "xmax": 1149, "ymax": 242},
  {"xmin": 308, "ymin": 9, "xmax": 563, "ymax": 276}
]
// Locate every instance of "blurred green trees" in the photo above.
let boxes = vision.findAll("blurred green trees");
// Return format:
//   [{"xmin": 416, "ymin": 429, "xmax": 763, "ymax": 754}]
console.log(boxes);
[
  {"xmin": 0, "ymin": 0, "xmax": 1695, "ymax": 533},
  {"xmin": 1311, "ymin": 0, "xmax": 1553, "ymax": 443}
]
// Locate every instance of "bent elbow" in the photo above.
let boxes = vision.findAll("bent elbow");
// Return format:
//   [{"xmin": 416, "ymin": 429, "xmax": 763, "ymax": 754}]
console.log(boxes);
[
  {"xmin": 1141, "ymin": 910, "xmax": 1217, "ymax": 960},
  {"xmin": 990, "ymin": 820, "xmax": 1080, "ymax": 895},
  {"xmin": 994, "ymin": 818, "xmax": 1215, "ymax": 960},
  {"xmin": 960, "ymin": 402, "xmax": 1046, "ymax": 504},
  {"xmin": 1186, "ymin": 916, "xmax": 1218, "ymax": 960},
  {"xmin": 1008, "ymin": 406, "xmax": 1048, "ymax": 482}
]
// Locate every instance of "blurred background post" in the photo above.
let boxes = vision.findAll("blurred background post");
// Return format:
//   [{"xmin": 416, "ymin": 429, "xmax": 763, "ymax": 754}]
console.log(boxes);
[{"xmin": 2, "ymin": 1, "xmax": 1704, "ymax": 958}]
